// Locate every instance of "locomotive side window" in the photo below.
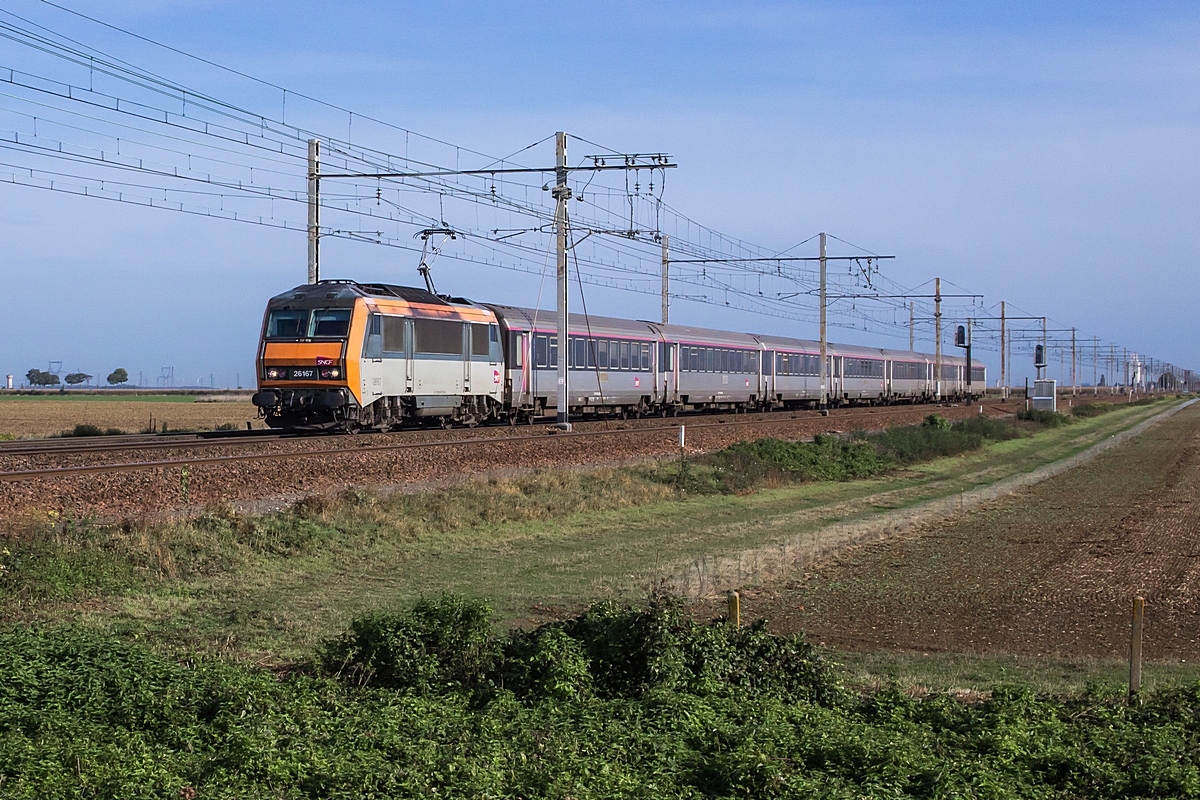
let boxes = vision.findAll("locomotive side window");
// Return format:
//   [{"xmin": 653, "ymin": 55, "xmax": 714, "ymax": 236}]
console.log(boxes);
[
  {"xmin": 471, "ymin": 324, "xmax": 490, "ymax": 360},
  {"xmin": 415, "ymin": 318, "xmax": 464, "ymax": 355},
  {"xmin": 266, "ymin": 309, "xmax": 309, "ymax": 339},
  {"xmin": 310, "ymin": 309, "xmax": 352, "ymax": 338},
  {"xmin": 383, "ymin": 316, "xmax": 406, "ymax": 354}
]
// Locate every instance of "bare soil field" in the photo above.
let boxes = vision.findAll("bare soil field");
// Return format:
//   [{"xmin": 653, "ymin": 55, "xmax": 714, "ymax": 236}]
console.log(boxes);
[
  {"xmin": 0, "ymin": 396, "xmax": 263, "ymax": 437},
  {"xmin": 737, "ymin": 401, "xmax": 1200, "ymax": 662}
]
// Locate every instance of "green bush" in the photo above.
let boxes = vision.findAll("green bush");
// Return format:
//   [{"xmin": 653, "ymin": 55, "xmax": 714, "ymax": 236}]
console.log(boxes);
[
  {"xmin": 322, "ymin": 595, "xmax": 499, "ymax": 692},
  {"xmin": 4, "ymin": 612, "xmax": 1200, "ymax": 798},
  {"xmin": 1017, "ymin": 408, "xmax": 1072, "ymax": 427},
  {"xmin": 923, "ymin": 413, "xmax": 951, "ymax": 430},
  {"xmin": 1072, "ymin": 401, "xmax": 1115, "ymax": 418}
]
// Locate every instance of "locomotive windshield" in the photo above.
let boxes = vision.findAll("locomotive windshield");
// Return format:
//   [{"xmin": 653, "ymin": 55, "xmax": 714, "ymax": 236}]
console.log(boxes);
[
  {"xmin": 310, "ymin": 309, "xmax": 352, "ymax": 337},
  {"xmin": 266, "ymin": 308, "xmax": 352, "ymax": 339},
  {"xmin": 266, "ymin": 309, "xmax": 308, "ymax": 338}
]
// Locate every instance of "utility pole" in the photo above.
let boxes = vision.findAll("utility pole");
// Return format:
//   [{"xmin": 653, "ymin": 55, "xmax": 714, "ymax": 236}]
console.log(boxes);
[
  {"xmin": 908, "ymin": 301, "xmax": 914, "ymax": 351},
  {"xmin": 1093, "ymin": 337, "xmax": 1098, "ymax": 391},
  {"xmin": 934, "ymin": 277, "xmax": 942, "ymax": 401},
  {"xmin": 819, "ymin": 232, "xmax": 828, "ymax": 409},
  {"xmin": 1000, "ymin": 301, "xmax": 1006, "ymax": 397},
  {"xmin": 1071, "ymin": 327, "xmax": 1077, "ymax": 394},
  {"xmin": 661, "ymin": 235, "xmax": 669, "ymax": 324},
  {"xmin": 553, "ymin": 131, "xmax": 571, "ymax": 430},
  {"xmin": 307, "ymin": 139, "xmax": 320, "ymax": 284}
]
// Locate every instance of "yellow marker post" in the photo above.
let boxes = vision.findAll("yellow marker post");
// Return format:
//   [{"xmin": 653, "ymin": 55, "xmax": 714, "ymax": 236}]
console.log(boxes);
[{"xmin": 727, "ymin": 590, "xmax": 740, "ymax": 628}]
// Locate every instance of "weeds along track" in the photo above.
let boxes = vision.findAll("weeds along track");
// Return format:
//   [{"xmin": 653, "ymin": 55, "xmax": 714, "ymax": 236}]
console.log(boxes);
[{"xmin": 0, "ymin": 401, "xmax": 1011, "ymax": 518}]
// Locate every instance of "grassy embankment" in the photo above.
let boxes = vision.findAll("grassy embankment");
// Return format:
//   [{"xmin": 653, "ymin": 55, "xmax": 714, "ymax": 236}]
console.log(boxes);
[{"xmin": 1, "ymin": 397, "xmax": 1185, "ymax": 673}]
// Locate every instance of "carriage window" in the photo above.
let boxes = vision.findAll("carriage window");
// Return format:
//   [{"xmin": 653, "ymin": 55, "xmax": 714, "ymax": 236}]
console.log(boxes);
[
  {"xmin": 573, "ymin": 337, "xmax": 586, "ymax": 369},
  {"xmin": 660, "ymin": 343, "xmax": 672, "ymax": 371},
  {"xmin": 534, "ymin": 335, "xmax": 549, "ymax": 368},
  {"xmin": 620, "ymin": 341, "xmax": 631, "ymax": 370},
  {"xmin": 415, "ymin": 318, "xmax": 464, "ymax": 355},
  {"xmin": 641, "ymin": 343, "xmax": 651, "ymax": 370},
  {"xmin": 549, "ymin": 336, "xmax": 558, "ymax": 368},
  {"xmin": 310, "ymin": 308, "xmax": 352, "ymax": 338},
  {"xmin": 597, "ymin": 340, "xmax": 609, "ymax": 369},
  {"xmin": 383, "ymin": 316, "xmax": 406, "ymax": 353},
  {"xmin": 267, "ymin": 309, "xmax": 309, "ymax": 339}
]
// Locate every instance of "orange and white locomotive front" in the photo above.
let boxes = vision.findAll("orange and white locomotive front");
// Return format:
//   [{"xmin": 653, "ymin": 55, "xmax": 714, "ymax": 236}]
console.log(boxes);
[{"xmin": 252, "ymin": 284, "xmax": 366, "ymax": 428}]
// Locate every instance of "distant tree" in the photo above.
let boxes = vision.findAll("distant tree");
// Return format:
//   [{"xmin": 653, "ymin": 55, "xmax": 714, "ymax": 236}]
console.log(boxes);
[
  {"xmin": 107, "ymin": 368, "xmax": 129, "ymax": 386},
  {"xmin": 64, "ymin": 372, "xmax": 92, "ymax": 386},
  {"xmin": 26, "ymin": 369, "xmax": 60, "ymax": 386}
]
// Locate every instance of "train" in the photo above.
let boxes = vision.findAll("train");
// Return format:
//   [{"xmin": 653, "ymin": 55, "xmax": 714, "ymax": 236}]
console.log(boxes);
[{"xmin": 251, "ymin": 280, "xmax": 985, "ymax": 430}]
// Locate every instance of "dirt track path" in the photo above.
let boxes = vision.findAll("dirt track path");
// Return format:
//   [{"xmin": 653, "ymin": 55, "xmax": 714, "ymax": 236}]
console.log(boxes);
[{"xmin": 744, "ymin": 402, "xmax": 1200, "ymax": 661}]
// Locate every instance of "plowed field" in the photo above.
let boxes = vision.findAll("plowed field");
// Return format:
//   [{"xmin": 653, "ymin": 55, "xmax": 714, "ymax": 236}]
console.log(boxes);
[
  {"xmin": 0, "ymin": 396, "xmax": 261, "ymax": 437},
  {"xmin": 742, "ymin": 401, "xmax": 1200, "ymax": 661}
]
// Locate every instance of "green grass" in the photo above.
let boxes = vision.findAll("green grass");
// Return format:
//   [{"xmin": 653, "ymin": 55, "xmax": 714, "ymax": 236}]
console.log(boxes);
[{"xmin": 0, "ymin": 398, "xmax": 1182, "ymax": 666}]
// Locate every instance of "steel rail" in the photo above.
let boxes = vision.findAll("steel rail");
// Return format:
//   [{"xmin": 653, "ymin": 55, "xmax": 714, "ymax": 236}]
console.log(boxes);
[
  {"xmin": 0, "ymin": 402, "xmax": 1013, "ymax": 482},
  {"xmin": 0, "ymin": 430, "xmax": 295, "ymax": 457}
]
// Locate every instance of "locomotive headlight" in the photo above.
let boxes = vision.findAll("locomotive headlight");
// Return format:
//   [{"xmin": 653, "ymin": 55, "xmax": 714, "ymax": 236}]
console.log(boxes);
[
  {"xmin": 320, "ymin": 368, "xmax": 333, "ymax": 379},
  {"xmin": 265, "ymin": 367, "xmax": 282, "ymax": 379},
  {"xmin": 330, "ymin": 368, "xmax": 340, "ymax": 378}
]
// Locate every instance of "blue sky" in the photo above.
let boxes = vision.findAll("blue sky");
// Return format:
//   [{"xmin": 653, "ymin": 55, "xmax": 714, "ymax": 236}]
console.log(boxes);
[{"xmin": 1, "ymin": 1, "xmax": 1196, "ymax": 387}]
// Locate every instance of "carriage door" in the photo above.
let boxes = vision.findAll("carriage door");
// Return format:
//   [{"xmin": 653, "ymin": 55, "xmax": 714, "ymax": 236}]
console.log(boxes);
[
  {"xmin": 762, "ymin": 350, "xmax": 773, "ymax": 400},
  {"xmin": 404, "ymin": 319, "xmax": 414, "ymax": 394},
  {"xmin": 461, "ymin": 323, "xmax": 471, "ymax": 394},
  {"xmin": 672, "ymin": 342, "xmax": 681, "ymax": 402},
  {"xmin": 886, "ymin": 360, "xmax": 893, "ymax": 399}
]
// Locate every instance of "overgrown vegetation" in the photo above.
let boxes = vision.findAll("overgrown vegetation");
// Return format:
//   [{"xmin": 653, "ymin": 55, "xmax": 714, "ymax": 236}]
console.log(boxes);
[
  {"xmin": 1072, "ymin": 401, "xmax": 1116, "ymax": 418},
  {"xmin": 2, "ymin": 595, "xmax": 1199, "ymax": 798},
  {"xmin": 1018, "ymin": 407, "xmax": 1072, "ymax": 427},
  {"xmin": 58, "ymin": 423, "xmax": 124, "ymax": 437}
]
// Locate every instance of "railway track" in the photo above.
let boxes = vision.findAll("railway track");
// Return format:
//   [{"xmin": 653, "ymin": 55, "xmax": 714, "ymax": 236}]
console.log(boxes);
[
  {"xmin": 0, "ymin": 428, "xmax": 293, "ymax": 457},
  {"xmin": 0, "ymin": 399, "xmax": 1007, "ymax": 458},
  {"xmin": 0, "ymin": 400, "xmax": 1014, "ymax": 481}
]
